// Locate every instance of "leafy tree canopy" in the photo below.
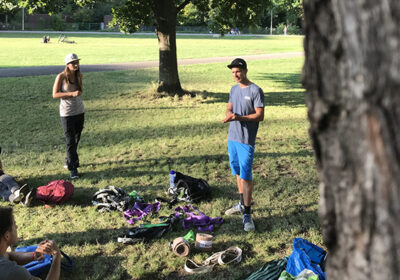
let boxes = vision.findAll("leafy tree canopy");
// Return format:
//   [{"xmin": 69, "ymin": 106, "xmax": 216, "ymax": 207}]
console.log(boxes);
[{"xmin": 1, "ymin": 0, "xmax": 276, "ymax": 34}]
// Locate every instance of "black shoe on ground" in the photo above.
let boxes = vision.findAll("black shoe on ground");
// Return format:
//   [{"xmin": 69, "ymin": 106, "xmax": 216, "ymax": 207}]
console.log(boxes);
[
  {"xmin": 70, "ymin": 169, "xmax": 79, "ymax": 179},
  {"xmin": 21, "ymin": 189, "xmax": 34, "ymax": 207},
  {"xmin": 12, "ymin": 184, "xmax": 30, "ymax": 203}
]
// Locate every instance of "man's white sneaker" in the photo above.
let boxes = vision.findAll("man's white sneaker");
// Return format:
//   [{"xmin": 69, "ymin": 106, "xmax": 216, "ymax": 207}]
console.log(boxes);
[
  {"xmin": 224, "ymin": 202, "xmax": 244, "ymax": 215},
  {"xmin": 243, "ymin": 214, "xmax": 255, "ymax": 232}
]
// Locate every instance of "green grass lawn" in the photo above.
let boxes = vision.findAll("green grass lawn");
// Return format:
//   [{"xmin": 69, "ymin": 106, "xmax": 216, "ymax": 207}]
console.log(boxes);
[
  {"xmin": 0, "ymin": 51, "xmax": 321, "ymax": 278},
  {"xmin": 0, "ymin": 33, "xmax": 303, "ymax": 67}
]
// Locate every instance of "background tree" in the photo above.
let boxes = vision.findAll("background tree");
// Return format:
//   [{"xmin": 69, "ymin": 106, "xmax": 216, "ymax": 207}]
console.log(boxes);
[
  {"xmin": 277, "ymin": 0, "xmax": 302, "ymax": 28},
  {"xmin": 259, "ymin": 0, "xmax": 303, "ymax": 35},
  {"xmin": 177, "ymin": 2, "xmax": 207, "ymax": 27},
  {"xmin": 302, "ymin": 0, "xmax": 400, "ymax": 279}
]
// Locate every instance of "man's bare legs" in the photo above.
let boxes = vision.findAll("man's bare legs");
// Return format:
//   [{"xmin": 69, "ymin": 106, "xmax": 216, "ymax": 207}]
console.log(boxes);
[{"xmin": 239, "ymin": 176, "xmax": 253, "ymax": 207}]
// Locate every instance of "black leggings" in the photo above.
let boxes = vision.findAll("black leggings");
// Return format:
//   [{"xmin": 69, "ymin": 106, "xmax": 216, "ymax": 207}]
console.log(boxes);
[{"xmin": 61, "ymin": 113, "xmax": 84, "ymax": 171}]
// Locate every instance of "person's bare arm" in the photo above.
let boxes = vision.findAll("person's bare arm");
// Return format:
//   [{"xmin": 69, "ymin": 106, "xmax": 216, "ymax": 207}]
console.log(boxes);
[
  {"xmin": 52, "ymin": 74, "xmax": 81, "ymax": 99},
  {"xmin": 235, "ymin": 107, "xmax": 264, "ymax": 122},
  {"xmin": 7, "ymin": 240, "xmax": 54, "ymax": 265},
  {"xmin": 6, "ymin": 251, "xmax": 35, "ymax": 265},
  {"xmin": 222, "ymin": 102, "xmax": 235, "ymax": 123},
  {"xmin": 45, "ymin": 251, "xmax": 61, "ymax": 280},
  {"xmin": 222, "ymin": 106, "xmax": 264, "ymax": 123}
]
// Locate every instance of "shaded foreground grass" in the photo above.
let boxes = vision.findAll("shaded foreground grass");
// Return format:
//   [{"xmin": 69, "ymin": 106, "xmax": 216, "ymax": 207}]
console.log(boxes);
[
  {"xmin": 0, "ymin": 33, "xmax": 303, "ymax": 67},
  {"xmin": 0, "ymin": 57, "xmax": 322, "ymax": 279}
]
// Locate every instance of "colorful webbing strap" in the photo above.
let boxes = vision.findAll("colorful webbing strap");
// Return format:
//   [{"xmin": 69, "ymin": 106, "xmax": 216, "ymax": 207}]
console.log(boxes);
[
  {"xmin": 124, "ymin": 202, "xmax": 161, "ymax": 225},
  {"xmin": 174, "ymin": 205, "xmax": 223, "ymax": 232}
]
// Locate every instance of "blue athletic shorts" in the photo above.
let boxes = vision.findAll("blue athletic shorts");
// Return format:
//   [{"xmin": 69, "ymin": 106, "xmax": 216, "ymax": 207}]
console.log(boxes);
[{"xmin": 228, "ymin": 140, "xmax": 254, "ymax": 181}]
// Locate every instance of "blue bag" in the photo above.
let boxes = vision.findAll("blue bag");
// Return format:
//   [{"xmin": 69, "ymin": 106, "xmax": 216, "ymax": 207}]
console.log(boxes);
[
  {"xmin": 286, "ymin": 238, "xmax": 327, "ymax": 280},
  {"xmin": 16, "ymin": 245, "xmax": 73, "ymax": 277}
]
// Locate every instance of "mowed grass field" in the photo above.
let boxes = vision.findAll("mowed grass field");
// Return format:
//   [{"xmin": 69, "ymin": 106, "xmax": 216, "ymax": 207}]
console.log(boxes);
[
  {"xmin": 0, "ymin": 34, "xmax": 321, "ymax": 279},
  {"xmin": 0, "ymin": 33, "xmax": 303, "ymax": 67}
]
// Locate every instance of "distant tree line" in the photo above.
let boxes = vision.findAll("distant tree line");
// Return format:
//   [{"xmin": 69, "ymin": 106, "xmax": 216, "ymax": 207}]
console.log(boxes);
[
  {"xmin": 0, "ymin": 0, "xmax": 116, "ymax": 30},
  {"xmin": 177, "ymin": 0, "xmax": 302, "ymax": 34},
  {"xmin": 1, "ymin": 0, "xmax": 303, "ymax": 34}
]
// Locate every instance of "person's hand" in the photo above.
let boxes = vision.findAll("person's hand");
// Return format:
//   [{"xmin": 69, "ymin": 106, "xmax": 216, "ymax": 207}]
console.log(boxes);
[
  {"xmin": 34, "ymin": 240, "xmax": 60, "ymax": 259},
  {"xmin": 33, "ymin": 240, "xmax": 47, "ymax": 261},
  {"xmin": 71, "ymin": 90, "xmax": 80, "ymax": 97},
  {"xmin": 46, "ymin": 240, "xmax": 61, "ymax": 257},
  {"xmin": 33, "ymin": 248, "xmax": 45, "ymax": 261},
  {"xmin": 222, "ymin": 112, "xmax": 236, "ymax": 123}
]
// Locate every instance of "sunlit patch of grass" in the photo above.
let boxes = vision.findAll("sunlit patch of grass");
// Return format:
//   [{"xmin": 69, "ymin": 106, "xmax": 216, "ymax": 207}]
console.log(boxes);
[{"xmin": 0, "ymin": 33, "xmax": 303, "ymax": 67}]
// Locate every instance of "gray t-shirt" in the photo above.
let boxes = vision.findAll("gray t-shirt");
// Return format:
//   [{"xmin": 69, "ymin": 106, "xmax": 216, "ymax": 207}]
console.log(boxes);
[
  {"xmin": 0, "ymin": 255, "xmax": 33, "ymax": 280},
  {"xmin": 228, "ymin": 83, "xmax": 265, "ymax": 146},
  {"xmin": 59, "ymin": 78, "xmax": 85, "ymax": 117}
]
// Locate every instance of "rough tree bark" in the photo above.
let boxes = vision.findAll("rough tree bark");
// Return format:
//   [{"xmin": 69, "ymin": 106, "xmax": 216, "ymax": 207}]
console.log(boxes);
[
  {"xmin": 302, "ymin": 0, "xmax": 400, "ymax": 279},
  {"xmin": 152, "ymin": 0, "xmax": 186, "ymax": 95}
]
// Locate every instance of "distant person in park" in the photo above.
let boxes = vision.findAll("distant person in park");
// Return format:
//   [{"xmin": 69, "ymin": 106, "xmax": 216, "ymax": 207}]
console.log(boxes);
[
  {"xmin": 222, "ymin": 58, "xmax": 264, "ymax": 232},
  {"xmin": 0, "ymin": 207, "xmax": 61, "ymax": 280},
  {"xmin": 0, "ymin": 147, "xmax": 33, "ymax": 206},
  {"xmin": 52, "ymin": 53, "xmax": 85, "ymax": 179},
  {"xmin": 41, "ymin": 36, "xmax": 50, "ymax": 43}
]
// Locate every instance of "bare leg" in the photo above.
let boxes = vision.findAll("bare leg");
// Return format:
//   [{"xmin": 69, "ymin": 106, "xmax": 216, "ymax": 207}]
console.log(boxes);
[
  {"xmin": 236, "ymin": 175, "xmax": 243, "ymax": 193},
  {"xmin": 241, "ymin": 179, "xmax": 253, "ymax": 207}
]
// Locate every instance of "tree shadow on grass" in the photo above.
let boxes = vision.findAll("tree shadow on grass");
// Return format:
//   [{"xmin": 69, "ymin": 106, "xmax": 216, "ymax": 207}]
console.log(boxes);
[
  {"xmin": 258, "ymin": 209, "xmax": 320, "ymax": 236},
  {"xmin": 20, "ymin": 148, "xmax": 313, "ymax": 208},
  {"xmin": 256, "ymin": 73, "xmax": 303, "ymax": 90},
  {"xmin": 79, "ymin": 150, "xmax": 312, "ymax": 170},
  {"xmin": 181, "ymin": 90, "xmax": 228, "ymax": 104},
  {"xmin": 183, "ymin": 88, "xmax": 305, "ymax": 108},
  {"xmin": 266, "ymin": 91, "xmax": 305, "ymax": 107},
  {"xmin": 88, "ymin": 106, "xmax": 194, "ymax": 113},
  {"xmin": 137, "ymin": 241, "xmax": 254, "ymax": 280},
  {"xmin": 20, "ymin": 227, "xmax": 131, "ymax": 248},
  {"xmin": 27, "ymin": 254, "xmax": 130, "ymax": 280},
  {"xmin": 67, "ymin": 255, "xmax": 130, "ymax": 280}
]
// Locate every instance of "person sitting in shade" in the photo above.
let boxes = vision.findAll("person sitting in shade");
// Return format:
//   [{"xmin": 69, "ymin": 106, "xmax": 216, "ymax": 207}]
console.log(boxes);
[{"xmin": 0, "ymin": 207, "xmax": 62, "ymax": 280}]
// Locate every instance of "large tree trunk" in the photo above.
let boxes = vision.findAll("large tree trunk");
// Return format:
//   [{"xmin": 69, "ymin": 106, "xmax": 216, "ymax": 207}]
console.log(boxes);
[
  {"xmin": 152, "ymin": 0, "xmax": 183, "ymax": 95},
  {"xmin": 302, "ymin": 1, "xmax": 400, "ymax": 279}
]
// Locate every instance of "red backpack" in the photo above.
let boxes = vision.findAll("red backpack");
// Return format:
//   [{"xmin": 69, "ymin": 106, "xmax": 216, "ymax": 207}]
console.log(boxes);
[{"xmin": 36, "ymin": 180, "xmax": 74, "ymax": 205}]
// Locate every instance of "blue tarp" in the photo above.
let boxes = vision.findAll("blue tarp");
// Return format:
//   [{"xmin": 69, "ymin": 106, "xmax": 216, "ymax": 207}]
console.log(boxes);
[{"xmin": 286, "ymin": 238, "xmax": 327, "ymax": 280}]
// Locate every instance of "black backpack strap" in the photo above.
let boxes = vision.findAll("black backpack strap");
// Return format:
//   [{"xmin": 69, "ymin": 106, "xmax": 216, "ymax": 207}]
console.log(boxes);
[{"xmin": 60, "ymin": 250, "xmax": 74, "ymax": 272}]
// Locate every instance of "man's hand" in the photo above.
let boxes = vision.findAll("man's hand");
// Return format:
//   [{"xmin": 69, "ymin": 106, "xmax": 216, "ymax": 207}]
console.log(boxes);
[
  {"xmin": 222, "ymin": 112, "xmax": 237, "ymax": 123},
  {"xmin": 34, "ymin": 240, "xmax": 61, "ymax": 260}
]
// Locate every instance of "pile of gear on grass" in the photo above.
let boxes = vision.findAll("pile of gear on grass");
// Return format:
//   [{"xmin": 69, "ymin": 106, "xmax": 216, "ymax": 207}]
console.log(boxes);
[
  {"xmin": 90, "ymin": 170, "xmax": 244, "ymax": 274},
  {"xmin": 91, "ymin": 170, "xmax": 327, "ymax": 278}
]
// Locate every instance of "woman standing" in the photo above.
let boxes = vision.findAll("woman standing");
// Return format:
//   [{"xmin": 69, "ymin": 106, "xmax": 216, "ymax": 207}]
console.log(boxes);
[{"xmin": 53, "ymin": 53, "xmax": 85, "ymax": 179}]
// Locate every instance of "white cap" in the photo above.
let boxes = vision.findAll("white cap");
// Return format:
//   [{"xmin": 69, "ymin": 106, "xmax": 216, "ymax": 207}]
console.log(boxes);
[{"xmin": 64, "ymin": 53, "xmax": 80, "ymax": 65}]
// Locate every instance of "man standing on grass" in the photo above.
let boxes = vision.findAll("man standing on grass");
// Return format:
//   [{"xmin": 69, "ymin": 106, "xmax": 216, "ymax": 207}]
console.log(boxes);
[
  {"xmin": 222, "ymin": 58, "xmax": 264, "ymax": 232},
  {"xmin": 0, "ymin": 207, "xmax": 61, "ymax": 280}
]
